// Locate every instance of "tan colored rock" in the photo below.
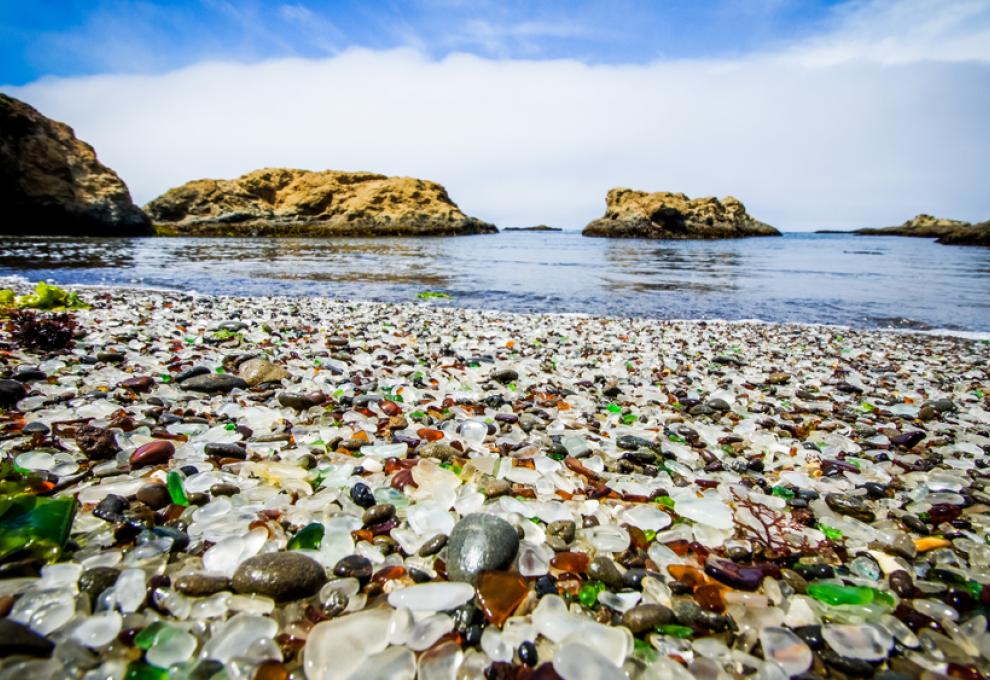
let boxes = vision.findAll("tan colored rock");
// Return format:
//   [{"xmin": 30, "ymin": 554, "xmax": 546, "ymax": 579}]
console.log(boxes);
[
  {"xmin": 582, "ymin": 188, "xmax": 779, "ymax": 239},
  {"xmin": 0, "ymin": 94, "xmax": 150, "ymax": 235},
  {"xmin": 145, "ymin": 168, "xmax": 497, "ymax": 237},
  {"xmin": 856, "ymin": 214, "xmax": 990, "ymax": 246},
  {"xmin": 238, "ymin": 358, "xmax": 290, "ymax": 386}
]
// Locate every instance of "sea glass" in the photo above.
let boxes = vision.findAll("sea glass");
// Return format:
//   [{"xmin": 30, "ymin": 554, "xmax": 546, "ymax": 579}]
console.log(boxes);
[
  {"xmin": 167, "ymin": 471, "xmax": 189, "ymax": 506},
  {"xmin": 288, "ymin": 522, "xmax": 325, "ymax": 551},
  {"xmin": 0, "ymin": 493, "xmax": 76, "ymax": 569},
  {"xmin": 477, "ymin": 571, "xmax": 529, "ymax": 627},
  {"xmin": 806, "ymin": 583, "xmax": 894, "ymax": 607}
]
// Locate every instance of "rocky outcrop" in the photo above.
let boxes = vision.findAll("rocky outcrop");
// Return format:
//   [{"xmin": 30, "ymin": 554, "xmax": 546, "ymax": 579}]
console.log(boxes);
[
  {"xmin": 856, "ymin": 214, "xmax": 989, "ymax": 246},
  {"xmin": 145, "ymin": 168, "xmax": 497, "ymax": 237},
  {"xmin": 0, "ymin": 94, "xmax": 150, "ymax": 236},
  {"xmin": 582, "ymin": 189, "xmax": 780, "ymax": 239},
  {"xmin": 504, "ymin": 225, "xmax": 562, "ymax": 232}
]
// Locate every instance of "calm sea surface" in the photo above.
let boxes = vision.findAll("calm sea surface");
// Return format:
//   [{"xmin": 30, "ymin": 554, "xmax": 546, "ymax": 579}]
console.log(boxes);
[{"xmin": 1, "ymin": 232, "xmax": 988, "ymax": 332}]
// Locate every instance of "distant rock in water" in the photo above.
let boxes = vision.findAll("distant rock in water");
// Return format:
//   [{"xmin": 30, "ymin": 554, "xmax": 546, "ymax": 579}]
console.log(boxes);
[
  {"xmin": 582, "ymin": 189, "xmax": 780, "ymax": 239},
  {"xmin": 145, "ymin": 168, "xmax": 497, "ymax": 237},
  {"xmin": 504, "ymin": 225, "xmax": 563, "ymax": 232},
  {"xmin": 856, "ymin": 214, "xmax": 989, "ymax": 246},
  {"xmin": 0, "ymin": 94, "xmax": 150, "ymax": 236}
]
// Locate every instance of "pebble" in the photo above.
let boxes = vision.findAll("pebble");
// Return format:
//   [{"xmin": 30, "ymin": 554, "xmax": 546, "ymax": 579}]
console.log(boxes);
[
  {"xmin": 0, "ymin": 618, "xmax": 56, "ymax": 657},
  {"xmin": 231, "ymin": 552, "xmax": 328, "ymax": 602},
  {"xmin": 180, "ymin": 373, "xmax": 248, "ymax": 393},
  {"xmin": 0, "ymin": 378, "xmax": 27, "ymax": 407},
  {"xmin": 446, "ymin": 513, "xmax": 520, "ymax": 585},
  {"xmin": 238, "ymin": 358, "xmax": 289, "ymax": 386},
  {"xmin": 333, "ymin": 555, "xmax": 373, "ymax": 583},
  {"xmin": 135, "ymin": 483, "xmax": 171, "ymax": 509},
  {"xmin": 621, "ymin": 604, "xmax": 673, "ymax": 633},
  {"xmin": 174, "ymin": 574, "xmax": 233, "ymax": 597},
  {"xmin": 129, "ymin": 440, "xmax": 175, "ymax": 468}
]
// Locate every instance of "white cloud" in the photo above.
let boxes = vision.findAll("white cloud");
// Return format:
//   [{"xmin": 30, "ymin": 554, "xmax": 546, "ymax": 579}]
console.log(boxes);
[{"xmin": 5, "ymin": 0, "xmax": 990, "ymax": 230}]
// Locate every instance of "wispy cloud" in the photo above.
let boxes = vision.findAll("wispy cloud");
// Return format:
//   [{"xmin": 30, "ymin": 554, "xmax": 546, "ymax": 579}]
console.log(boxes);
[{"xmin": 4, "ymin": 0, "xmax": 989, "ymax": 231}]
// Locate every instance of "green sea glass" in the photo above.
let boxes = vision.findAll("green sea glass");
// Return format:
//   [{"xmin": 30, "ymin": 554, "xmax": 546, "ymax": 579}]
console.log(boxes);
[
  {"xmin": 135, "ymin": 621, "xmax": 168, "ymax": 650},
  {"xmin": 124, "ymin": 662, "xmax": 169, "ymax": 680},
  {"xmin": 166, "ymin": 471, "xmax": 189, "ymax": 506},
  {"xmin": 288, "ymin": 522, "xmax": 325, "ymax": 550},
  {"xmin": 0, "ymin": 493, "xmax": 76, "ymax": 569},
  {"xmin": 806, "ymin": 583, "xmax": 894, "ymax": 607},
  {"xmin": 578, "ymin": 581, "xmax": 606, "ymax": 608}
]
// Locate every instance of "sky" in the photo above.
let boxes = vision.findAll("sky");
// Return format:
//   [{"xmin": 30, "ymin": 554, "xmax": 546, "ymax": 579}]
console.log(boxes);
[{"xmin": 2, "ymin": 0, "xmax": 989, "ymax": 230}]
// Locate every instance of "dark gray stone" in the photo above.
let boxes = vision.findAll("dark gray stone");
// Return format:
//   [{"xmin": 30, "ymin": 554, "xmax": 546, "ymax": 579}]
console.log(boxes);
[
  {"xmin": 446, "ymin": 513, "xmax": 519, "ymax": 585},
  {"xmin": 621, "ymin": 604, "xmax": 673, "ymax": 634},
  {"xmin": 232, "ymin": 552, "xmax": 327, "ymax": 601},
  {"xmin": 174, "ymin": 573, "xmax": 232, "ymax": 597},
  {"xmin": 180, "ymin": 374, "xmax": 248, "ymax": 394}
]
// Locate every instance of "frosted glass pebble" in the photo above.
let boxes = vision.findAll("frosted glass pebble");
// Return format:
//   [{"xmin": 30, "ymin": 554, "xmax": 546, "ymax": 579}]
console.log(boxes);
[
  {"xmin": 348, "ymin": 646, "xmax": 416, "ymax": 680},
  {"xmin": 114, "ymin": 568, "xmax": 147, "ymax": 613},
  {"xmin": 30, "ymin": 597, "xmax": 75, "ymax": 635},
  {"xmin": 759, "ymin": 626, "xmax": 812, "ymax": 676},
  {"xmin": 305, "ymin": 609, "xmax": 392, "ymax": 680},
  {"xmin": 408, "ymin": 613, "xmax": 454, "ymax": 651},
  {"xmin": 200, "ymin": 613, "xmax": 278, "ymax": 663},
  {"xmin": 387, "ymin": 582, "xmax": 474, "ymax": 612},
  {"xmin": 360, "ymin": 443, "xmax": 408, "ymax": 458},
  {"xmin": 72, "ymin": 611, "xmax": 123, "ymax": 648},
  {"xmin": 147, "ymin": 627, "xmax": 198, "ymax": 668},
  {"xmin": 480, "ymin": 625, "xmax": 513, "ymax": 662},
  {"xmin": 621, "ymin": 504, "xmax": 672, "ymax": 532},
  {"xmin": 586, "ymin": 525, "xmax": 630, "ymax": 553},
  {"xmin": 418, "ymin": 640, "xmax": 462, "ymax": 680},
  {"xmin": 822, "ymin": 624, "xmax": 893, "ymax": 660},
  {"xmin": 553, "ymin": 642, "xmax": 626, "ymax": 680},
  {"xmin": 676, "ymin": 499, "xmax": 735, "ymax": 530}
]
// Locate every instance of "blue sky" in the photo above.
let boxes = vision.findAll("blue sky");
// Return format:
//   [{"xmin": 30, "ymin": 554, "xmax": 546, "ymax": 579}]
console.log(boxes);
[
  {"xmin": 3, "ymin": 0, "xmax": 989, "ymax": 230},
  {"xmin": 0, "ymin": 1, "xmax": 850, "ymax": 84}
]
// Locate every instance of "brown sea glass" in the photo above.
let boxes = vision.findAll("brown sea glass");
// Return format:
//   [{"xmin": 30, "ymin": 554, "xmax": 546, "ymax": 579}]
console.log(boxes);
[
  {"xmin": 549, "ymin": 551, "xmax": 590, "ymax": 573},
  {"xmin": 477, "ymin": 571, "xmax": 529, "ymax": 627}
]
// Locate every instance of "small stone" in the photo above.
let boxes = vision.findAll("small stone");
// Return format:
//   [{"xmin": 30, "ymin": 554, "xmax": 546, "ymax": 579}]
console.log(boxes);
[
  {"xmin": 420, "ymin": 442, "xmax": 460, "ymax": 462},
  {"xmin": 210, "ymin": 483, "xmax": 241, "ymax": 497},
  {"xmin": 545, "ymin": 519, "xmax": 576, "ymax": 551},
  {"xmin": 96, "ymin": 351, "xmax": 125, "ymax": 363},
  {"xmin": 204, "ymin": 442, "xmax": 246, "ymax": 459},
  {"xmin": 362, "ymin": 503, "xmax": 395, "ymax": 525},
  {"xmin": 418, "ymin": 533, "xmax": 448, "ymax": 557},
  {"xmin": 491, "ymin": 368, "xmax": 519, "ymax": 384},
  {"xmin": 136, "ymin": 483, "xmax": 171, "ymax": 509},
  {"xmin": 704, "ymin": 556, "xmax": 773, "ymax": 591},
  {"xmin": 180, "ymin": 374, "xmax": 248, "ymax": 394},
  {"xmin": 130, "ymin": 440, "xmax": 175, "ymax": 468},
  {"xmin": 0, "ymin": 378, "xmax": 28, "ymax": 407},
  {"xmin": 446, "ymin": 513, "xmax": 520, "ymax": 585},
  {"xmin": 350, "ymin": 482, "xmax": 375, "ymax": 508},
  {"xmin": 277, "ymin": 392, "xmax": 325, "ymax": 410},
  {"xmin": 238, "ymin": 358, "xmax": 290, "ymax": 386},
  {"xmin": 174, "ymin": 574, "xmax": 232, "ymax": 597},
  {"xmin": 75, "ymin": 424, "xmax": 121, "ymax": 460},
  {"xmin": 477, "ymin": 475, "xmax": 511, "ymax": 497},
  {"xmin": 588, "ymin": 557, "xmax": 624, "ymax": 589},
  {"xmin": 333, "ymin": 555, "xmax": 373, "ymax": 583},
  {"xmin": 621, "ymin": 604, "xmax": 674, "ymax": 634},
  {"xmin": 766, "ymin": 372, "xmax": 791, "ymax": 385},
  {"xmin": 174, "ymin": 366, "xmax": 210, "ymax": 382},
  {"xmin": 93, "ymin": 493, "xmax": 129, "ymax": 523},
  {"xmin": 825, "ymin": 493, "xmax": 876, "ymax": 522},
  {"xmin": 79, "ymin": 567, "xmax": 120, "ymax": 608},
  {"xmin": 232, "ymin": 552, "xmax": 328, "ymax": 602},
  {"xmin": 119, "ymin": 376, "xmax": 155, "ymax": 393},
  {"xmin": 0, "ymin": 618, "xmax": 55, "ymax": 657}
]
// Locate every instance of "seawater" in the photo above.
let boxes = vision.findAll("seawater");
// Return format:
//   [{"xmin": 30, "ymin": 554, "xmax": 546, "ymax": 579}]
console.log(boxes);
[{"xmin": 0, "ymin": 232, "xmax": 988, "ymax": 332}]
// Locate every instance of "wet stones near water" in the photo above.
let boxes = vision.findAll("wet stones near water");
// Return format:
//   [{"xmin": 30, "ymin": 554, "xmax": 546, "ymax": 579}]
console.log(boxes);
[
  {"xmin": 446, "ymin": 513, "xmax": 520, "ymax": 585},
  {"xmin": 0, "ymin": 619, "xmax": 56, "ymax": 658},
  {"xmin": 180, "ymin": 373, "xmax": 247, "ymax": 393},
  {"xmin": 136, "ymin": 483, "xmax": 171, "ymax": 509},
  {"xmin": 232, "ymin": 552, "xmax": 328, "ymax": 602}
]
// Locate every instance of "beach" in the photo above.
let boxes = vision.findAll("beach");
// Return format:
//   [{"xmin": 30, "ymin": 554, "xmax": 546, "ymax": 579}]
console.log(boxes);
[{"xmin": 1, "ymin": 284, "xmax": 989, "ymax": 678}]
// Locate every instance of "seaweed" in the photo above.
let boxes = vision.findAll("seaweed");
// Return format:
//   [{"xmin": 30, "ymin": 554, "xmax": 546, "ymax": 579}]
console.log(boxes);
[
  {"xmin": 5, "ymin": 309, "xmax": 77, "ymax": 352},
  {"xmin": 0, "ymin": 281, "xmax": 89, "ymax": 311}
]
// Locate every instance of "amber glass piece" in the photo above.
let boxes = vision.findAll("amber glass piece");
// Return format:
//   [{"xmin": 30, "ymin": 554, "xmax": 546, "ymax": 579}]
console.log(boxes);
[
  {"xmin": 550, "ymin": 551, "xmax": 590, "ymax": 573},
  {"xmin": 627, "ymin": 525, "xmax": 649, "ymax": 551},
  {"xmin": 665, "ymin": 540, "xmax": 691, "ymax": 557},
  {"xmin": 351, "ymin": 430, "xmax": 370, "ymax": 443},
  {"xmin": 380, "ymin": 400, "xmax": 402, "ymax": 417},
  {"xmin": 477, "ymin": 571, "xmax": 529, "ymax": 627},
  {"xmin": 694, "ymin": 583, "xmax": 726, "ymax": 613},
  {"xmin": 667, "ymin": 564, "xmax": 710, "ymax": 589},
  {"xmin": 372, "ymin": 565, "xmax": 406, "ymax": 583},
  {"xmin": 253, "ymin": 660, "xmax": 290, "ymax": 680},
  {"xmin": 417, "ymin": 428, "xmax": 444, "ymax": 442}
]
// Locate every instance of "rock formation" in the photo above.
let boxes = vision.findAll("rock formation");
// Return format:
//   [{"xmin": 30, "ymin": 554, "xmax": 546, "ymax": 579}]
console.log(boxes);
[
  {"xmin": 856, "ymin": 214, "xmax": 989, "ymax": 246},
  {"xmin": 582, "ymin": 189, "xmax": 780, "ymax": 239},
  {"xmin": 504, "ymin": 225, "xmax": 562, "ymax": 232},
  {"xmin": 0, "ymin": 94, "xmax": 150, "ymax": 235},
  {"xmin": 145, "ymin": 168, "xmax": 497, "ymax": 237}
]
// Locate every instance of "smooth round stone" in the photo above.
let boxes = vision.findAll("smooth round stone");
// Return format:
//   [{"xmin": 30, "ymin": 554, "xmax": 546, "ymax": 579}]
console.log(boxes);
[
  {"xmin": 588, "ymin": 557, "xmax": 625, "ymax": 589},
  {"xmin": 333, "ymin": 555, "xmax": 373, "ymax": 583},
  {"xmin": 446, "ymin": 513, "xmax": 519, "ymax": 585},
  {"xmin": 129, "ymin": 440, "xmax": 175, "ymax": 468},
  {"xmin": 79, "ymin": 567, "xmax": 120, "ymax": 607},
  {"xmin": 71, "ymin": 610, "xmax": 122, "ymax": 648},
  {"xmin": 0, "ymin": 619, "xmax": 55, "ymax": 658},
  {"xmin": 119, "ymin": 376, "xmax": 155, "ymax": 393},
  {"xmin": 232, "ymin": 552, "xmax": 328, "ymax": 602},
  {"xmin": 181, "ymin": 374, "xmax": 248, "ymax": 393},
  {"xmin": 387, "ymin": 582, "xmax": 475, "ymax": 612},
  {"xmin": 136, "ymin": 483, "xmax": 171, "ymax": 510},
  {"xmin": 0, "ymin": 379, "xmax": 27, "ymax": 408},
  {"xmin": 305, "ymin": 609, "xmax": 392, "ymax": 680},
  {"xmin": 822, "ymin": 623, "xmax": 893, "ymax": 660},
  {"xmin": 759, "ymin": 626, "xmax": 812, "ymax": 676},
  {"xmin": 174, "ymin": 573, "xmax": 232, "ymax": 597},
  {"xmin": 553, "ymin": 642, "xmax": 626, "ymax": 680},
  {"xmin": 621, "ymin": 604, "xmax": 673, "ymax": 634}
]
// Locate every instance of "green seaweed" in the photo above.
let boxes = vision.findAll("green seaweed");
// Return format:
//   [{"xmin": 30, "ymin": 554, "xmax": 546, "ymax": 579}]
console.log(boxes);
[
  {"xmin": 416, "ymin": 291, "xmax": 451, "ymax": 300},
  {"xmin": 0, "ymin": 281, "xmax": 89, "ymax": 311}
]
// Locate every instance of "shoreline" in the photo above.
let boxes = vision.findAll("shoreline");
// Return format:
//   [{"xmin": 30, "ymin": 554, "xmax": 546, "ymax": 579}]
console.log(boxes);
[{"xmin": 0, "ymin": 284, "xmax": 988, "ymax": 677}]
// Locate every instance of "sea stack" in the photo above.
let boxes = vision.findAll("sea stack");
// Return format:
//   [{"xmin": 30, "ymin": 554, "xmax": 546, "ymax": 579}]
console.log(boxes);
[
  {"xmin": 582, "ymin": 188, "xmax": 780, "ymax": 239},
  {"xmin": 856, "ymin": 214, "xmax": 989, "ymax": 246},
  {"xmin": 0, "ymin": 94, "xmax": 150, "ymax": 236},
  {"xmin": 145, "ymin": 168, "xmax": 497, "ymax": 237}
]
